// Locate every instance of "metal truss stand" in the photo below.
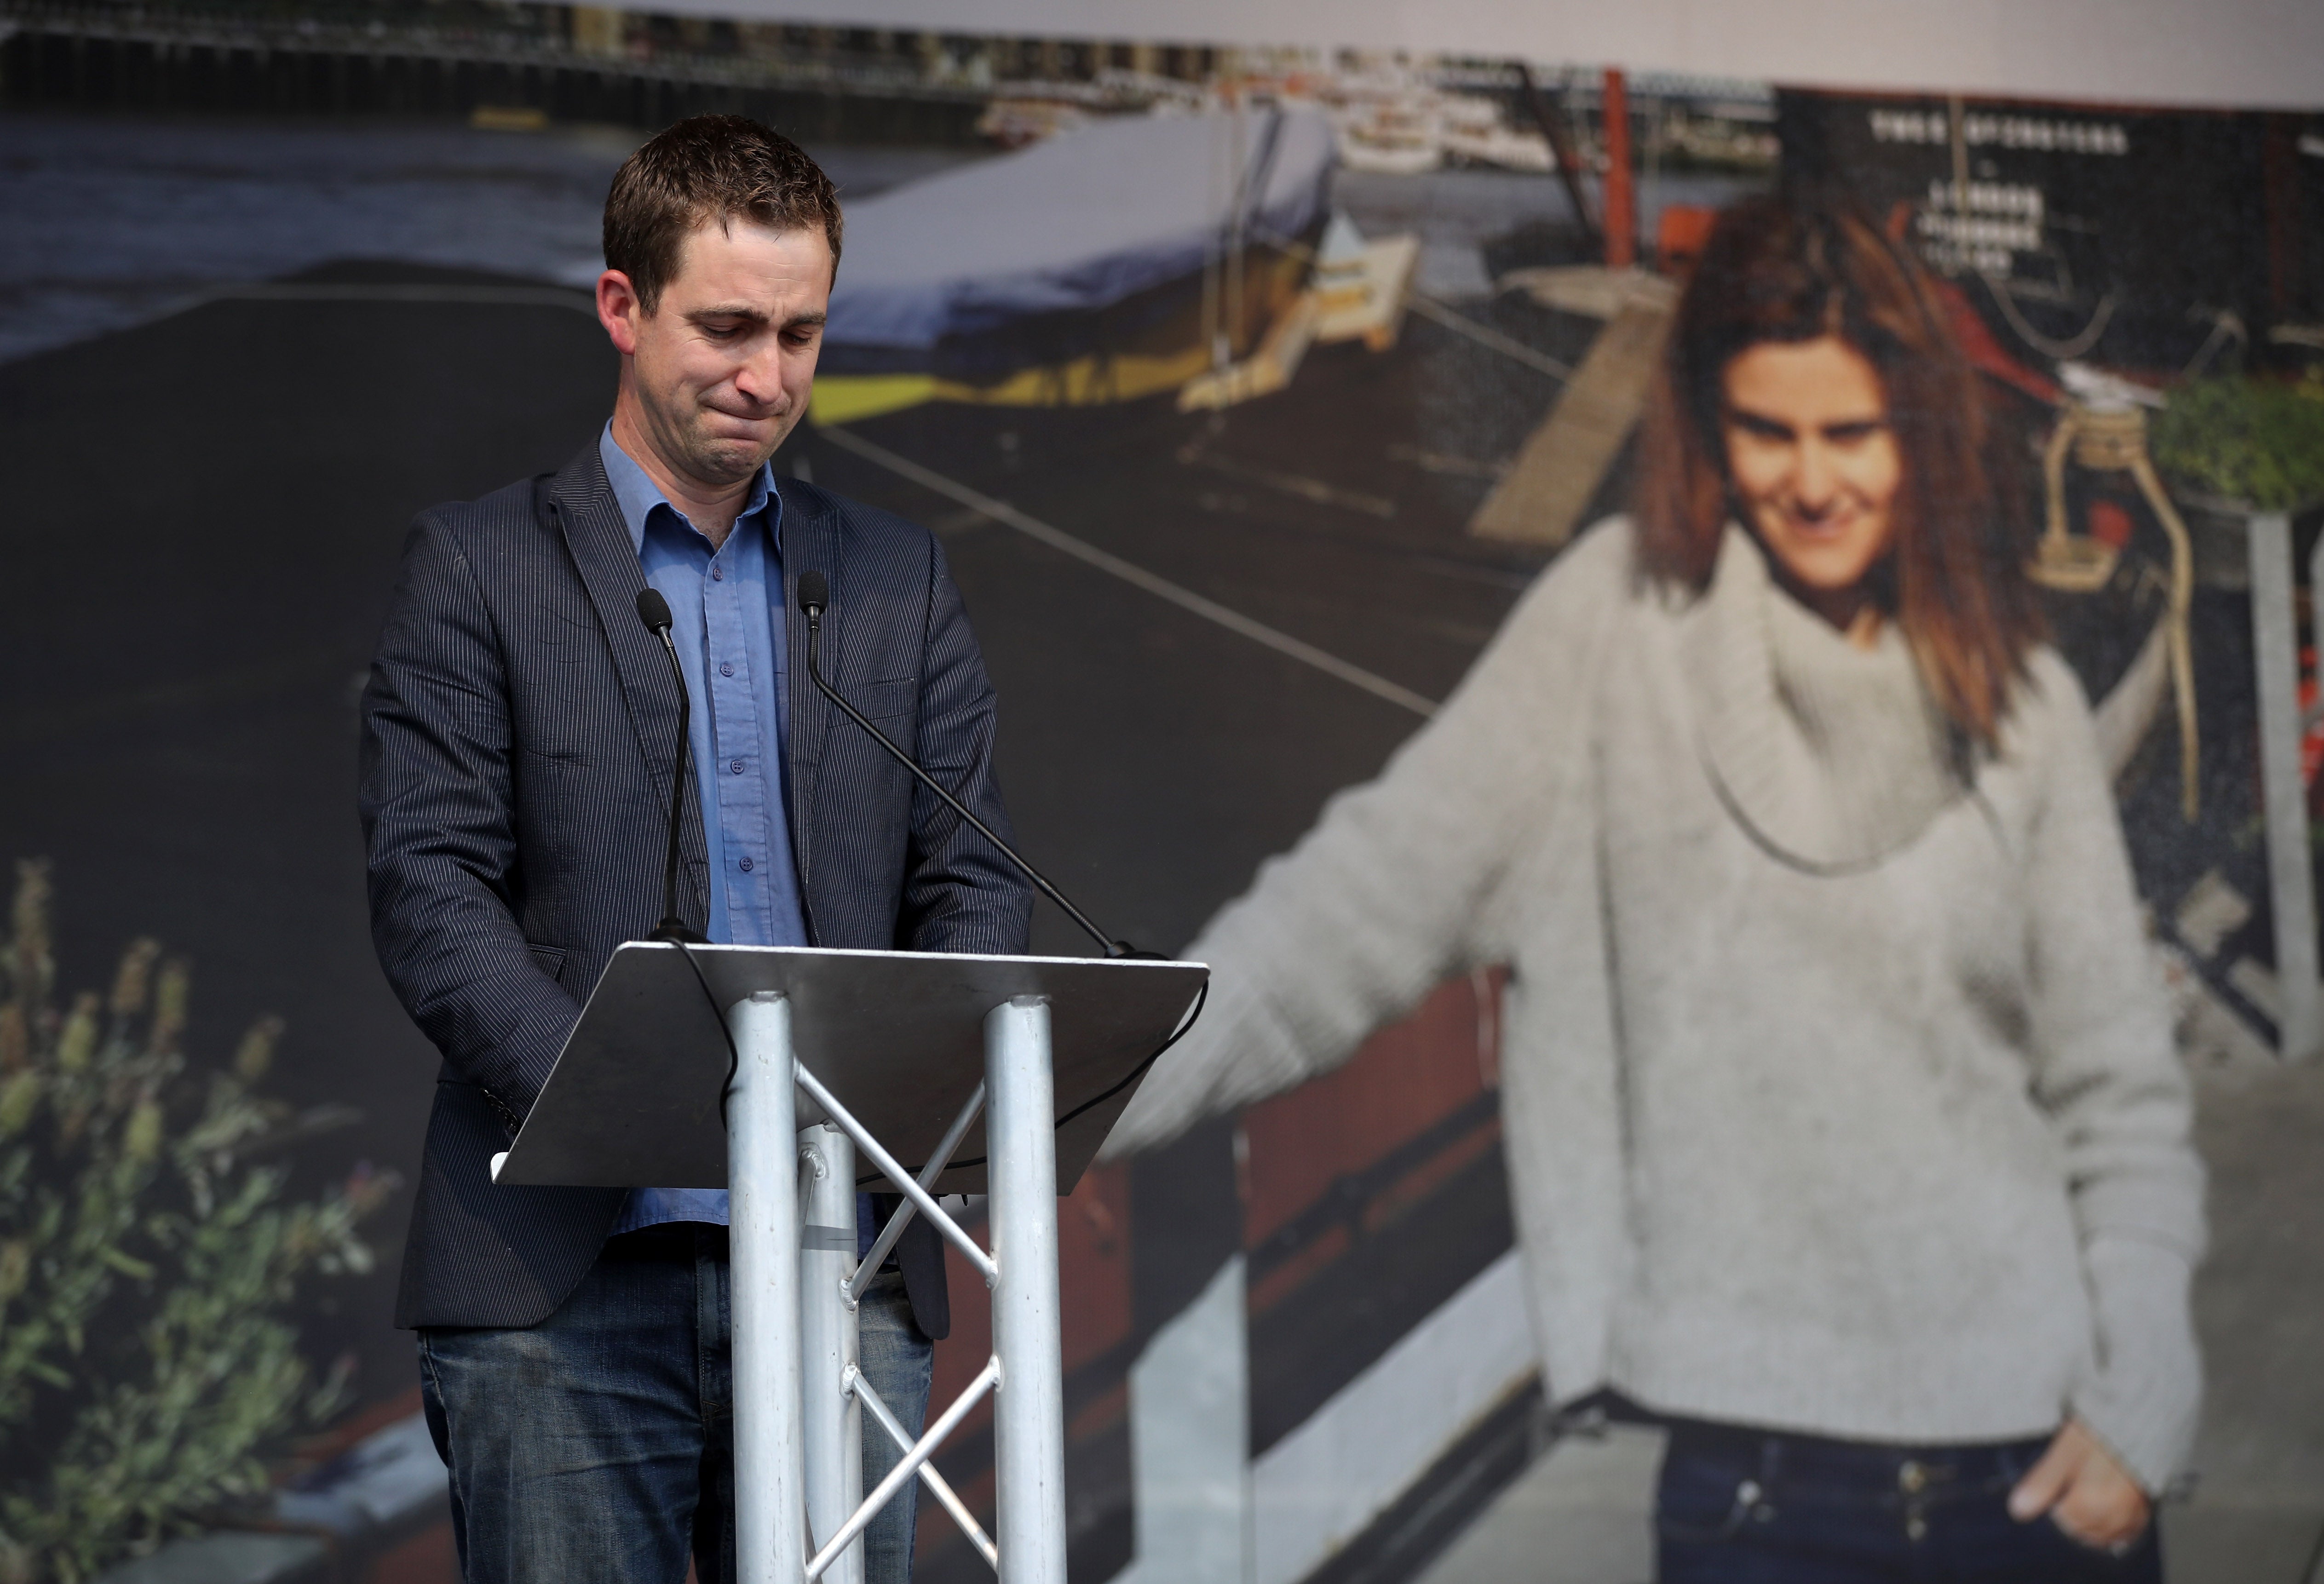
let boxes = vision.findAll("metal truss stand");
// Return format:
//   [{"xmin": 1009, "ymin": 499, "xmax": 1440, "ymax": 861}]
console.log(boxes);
[{"xmin": 492, "ymin": 944, "xmax": 1206, "ymax": 1584}]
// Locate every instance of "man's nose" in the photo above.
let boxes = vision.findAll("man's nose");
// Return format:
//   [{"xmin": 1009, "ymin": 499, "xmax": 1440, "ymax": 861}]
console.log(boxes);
[{"xmin": 733, "ymin": 345, "xmax": 787, "ymax": 410}]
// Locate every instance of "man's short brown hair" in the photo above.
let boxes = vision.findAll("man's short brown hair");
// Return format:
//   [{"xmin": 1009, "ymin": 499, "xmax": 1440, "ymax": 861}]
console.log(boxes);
[{"xmin": 602, "ymin": 115, "xmax": 842, "ymax": 313}]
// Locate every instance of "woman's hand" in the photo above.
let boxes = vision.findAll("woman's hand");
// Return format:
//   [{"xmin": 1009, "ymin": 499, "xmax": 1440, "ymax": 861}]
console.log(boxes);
[{"xmin": 2008, "ymin": 1420, "xmax": 2151, "ymax": 1551}]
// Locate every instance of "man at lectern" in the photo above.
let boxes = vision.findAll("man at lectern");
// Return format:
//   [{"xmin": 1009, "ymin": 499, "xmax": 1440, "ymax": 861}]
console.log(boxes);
[{"xmin": 358, "ymin": 115, "xmax": 1031, "ymax": 1584}]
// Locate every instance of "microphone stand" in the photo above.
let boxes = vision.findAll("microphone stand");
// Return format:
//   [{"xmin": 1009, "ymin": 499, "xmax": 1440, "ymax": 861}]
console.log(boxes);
[
  {"xmin": 627, "ymin": 574, "xmax": 1201, "ymax": 1174},
  {"xmin": 636, "ymin": 591, "xmax": 707, "ymax": 945},
  {"xmin": 797, "ymin": 579, "xmax": 1142, "ymax": 960}
]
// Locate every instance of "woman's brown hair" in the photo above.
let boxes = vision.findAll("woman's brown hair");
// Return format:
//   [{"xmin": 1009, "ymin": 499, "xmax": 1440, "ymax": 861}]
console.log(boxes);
[{"xmin": 1633, "ymin": 192, "xmax": 2042, "ymax": 746}]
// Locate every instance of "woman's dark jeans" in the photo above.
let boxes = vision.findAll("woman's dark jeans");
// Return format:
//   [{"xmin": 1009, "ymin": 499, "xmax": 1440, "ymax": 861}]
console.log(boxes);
[
  {"xmin": 1657, "ymin": 1420, "xmax": 2164, "ymax": 1583},
  {"xmin": 419, "ymin": 1222, "xmax": 933, "ymax": 1584}
]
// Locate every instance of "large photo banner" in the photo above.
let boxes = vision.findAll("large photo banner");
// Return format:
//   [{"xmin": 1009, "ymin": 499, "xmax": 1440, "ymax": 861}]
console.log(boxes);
[{"xmin": 1, "ymin": 11, "xmax": 2319, "ymax": 1584}]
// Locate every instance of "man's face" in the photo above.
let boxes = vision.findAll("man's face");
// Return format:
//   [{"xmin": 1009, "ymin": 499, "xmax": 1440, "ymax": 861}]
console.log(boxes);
[{"xmin": 598, "ymin": 218, "xmax": 832, "ymax": 490}]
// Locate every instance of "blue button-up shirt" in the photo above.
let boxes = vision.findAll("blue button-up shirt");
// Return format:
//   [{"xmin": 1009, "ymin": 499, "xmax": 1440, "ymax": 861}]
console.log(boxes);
[{"xmin": 602, "ymin": 425, "xmax": 809, "ymax": 1233}]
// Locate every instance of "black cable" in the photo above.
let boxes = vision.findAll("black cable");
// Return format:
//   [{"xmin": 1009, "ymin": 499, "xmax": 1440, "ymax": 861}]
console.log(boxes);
[
  {"xmin": 670, "ymin": 940, "xmax": 742, "ymax": 1131},
  {"xmin": 1056, "ymin": 976, "xmax": 1208, "ymax": 1132},
  {"xmin": 854, "ymin": 975, "xmax": 1208, "ymax": 1180}
]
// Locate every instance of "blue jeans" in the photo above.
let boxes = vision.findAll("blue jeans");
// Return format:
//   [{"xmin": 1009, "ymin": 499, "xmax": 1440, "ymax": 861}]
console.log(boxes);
[
  {"xmin": 1657, "ymin": 1420, "xmax": 2164, "ymax": 1583},
  {"xmin": 419, "ymin": 1223, "xmax": 934, "ymax": 1584}
]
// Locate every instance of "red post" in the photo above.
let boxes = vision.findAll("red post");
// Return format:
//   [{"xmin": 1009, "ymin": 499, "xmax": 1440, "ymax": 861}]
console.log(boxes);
[{"xmin": 1602, "ymin": 67, "xmax": 1635, "ymax": 269}]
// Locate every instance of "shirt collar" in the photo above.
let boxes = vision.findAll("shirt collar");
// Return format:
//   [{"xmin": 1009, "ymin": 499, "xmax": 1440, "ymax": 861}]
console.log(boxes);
[{"xmin": 598, "ymin": 422, "xmax": 781, "ymax": 557}]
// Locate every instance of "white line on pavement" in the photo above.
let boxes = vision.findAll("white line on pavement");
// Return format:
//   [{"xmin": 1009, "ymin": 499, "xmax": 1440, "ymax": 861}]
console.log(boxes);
[{"xmin": 818, "ymin": 425, "xmax": 1440, "ymax": 721}]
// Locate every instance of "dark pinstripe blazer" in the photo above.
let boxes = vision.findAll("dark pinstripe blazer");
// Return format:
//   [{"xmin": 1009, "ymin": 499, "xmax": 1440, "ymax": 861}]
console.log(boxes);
[{"xmin": 359, "ymin": 439, "xmax": 1031, "ymax": 1332}]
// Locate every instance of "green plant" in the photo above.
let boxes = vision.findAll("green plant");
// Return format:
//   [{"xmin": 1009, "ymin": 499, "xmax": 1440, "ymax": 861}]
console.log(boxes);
[
  {"xmin": 0, "ymin": 860, "xmax": 398, "ymax": 1584},
  {"xmin": 2151, "ymin": 370, "xmax": 2324, "ymax": 511}
]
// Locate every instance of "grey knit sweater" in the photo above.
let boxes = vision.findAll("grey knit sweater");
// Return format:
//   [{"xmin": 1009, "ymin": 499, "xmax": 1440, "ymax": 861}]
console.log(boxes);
[{"xmin": 1107, "ymin": 519, "xmax": 2206, "ymax": 1492}]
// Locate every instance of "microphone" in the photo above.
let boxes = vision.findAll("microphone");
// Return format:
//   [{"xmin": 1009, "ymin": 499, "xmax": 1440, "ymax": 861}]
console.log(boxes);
[
  {"xmin": 635, "ymin": 588, "xmax": 707, "ymax": 944},
  {"xmin": 795, "ymin": 570, "xmax": 1150, "ymax": 959}
]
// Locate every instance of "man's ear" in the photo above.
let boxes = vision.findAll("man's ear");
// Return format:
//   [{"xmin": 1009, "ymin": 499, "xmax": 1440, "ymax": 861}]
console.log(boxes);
[{"xmin": 596, "ymin": 269, "xmax": 645, "ymax": 357}]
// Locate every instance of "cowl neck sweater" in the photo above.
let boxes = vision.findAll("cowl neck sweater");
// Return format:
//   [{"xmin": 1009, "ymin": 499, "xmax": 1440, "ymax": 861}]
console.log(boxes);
[
  {"xmin": 1111, "ymin": 517, "xmax": 2205, "ymax": 1492},
  {"xmin": 1685, "ymin": 525, "xmax": 1964, "ymax": 875}
]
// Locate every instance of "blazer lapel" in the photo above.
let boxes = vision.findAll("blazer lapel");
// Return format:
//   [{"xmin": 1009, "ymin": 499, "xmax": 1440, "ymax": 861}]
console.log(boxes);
[
  {"xmin": 546, "ymin": 443, "xmax": 708, "ymax": 919},
  {"xmin": 777, "ymin": 474, "xmax": 841, "ymax": 930}
]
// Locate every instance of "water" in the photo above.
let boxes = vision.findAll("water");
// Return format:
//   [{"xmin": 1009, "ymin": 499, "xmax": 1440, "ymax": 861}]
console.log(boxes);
[
  {"xmin": 0, "ymin": 110, "xmax": 980, "ymax": 363},
  {"xmin": 1335, "ymin": 164, "xmax": 1766, "ymax": 296},
  {"xmin": 0, "ymin": 108, "xmax": 1764, "ymax": 364}
]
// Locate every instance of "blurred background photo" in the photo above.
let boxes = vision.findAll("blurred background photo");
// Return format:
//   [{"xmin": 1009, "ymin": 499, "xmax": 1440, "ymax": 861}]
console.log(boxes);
[{"xmin": 1, "ymin": 3, "xmax": 2320, "ymax": 1583}]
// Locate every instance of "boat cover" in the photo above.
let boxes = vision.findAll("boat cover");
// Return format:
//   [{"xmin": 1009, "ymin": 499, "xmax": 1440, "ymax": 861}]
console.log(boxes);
[{"xmin": 825, "ymin": 104, "xmax": 1337, "ymax": 357}]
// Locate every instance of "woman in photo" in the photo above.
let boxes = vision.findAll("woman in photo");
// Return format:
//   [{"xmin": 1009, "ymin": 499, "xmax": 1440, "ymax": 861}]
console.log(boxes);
[{"xmin": 1104, "ymin": 194, "xmax": 2203, "ymax": 1581}]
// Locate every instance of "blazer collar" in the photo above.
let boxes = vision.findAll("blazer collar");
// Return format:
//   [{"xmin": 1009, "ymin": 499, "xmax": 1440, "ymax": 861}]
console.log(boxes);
[
  {"xmin": 772, "ymin": 472, "xmax": 842, "ymax": 907},
  {"xmin": 543, "ymin": 443, "xmax": 707, "ymax": 908},
  {"xmin": 598, "ymin": 425, "xmax": 785, "ymax": 559},
  {"xmin": 541, "ymin": 444, "xmax": 846, "ymax": 927}
]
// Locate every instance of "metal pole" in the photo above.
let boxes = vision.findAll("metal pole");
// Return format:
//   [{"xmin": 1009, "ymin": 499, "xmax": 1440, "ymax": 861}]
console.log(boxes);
[
  {"xmin": 985, "ymin": 995, "xmax": 1066, "ymax": 1584},
  {"xmin": 848, "ymin": 1082, "xmax": 985, "ymax": 1305},
  {"xmin": 2249, "ymin": 511, "xmax": 2321, "ymax": 1059},
  {"xmin": 1226, "ymin": 83, "xmax": 1247, "ymax": 361},
  {"xmin": 730, "ymin": 991, "xmax": 808, "ymax": 1584},
  {"xmin": 799, "ymin": 1123, "xmax": 863, "ymax": 1584},
  {"xmin": 852, "ymin": 1367, "xmax": 999, "ymax": 1569},
  {"xmin": 1512, "ymin": 61, "xmax": 1602, "ymax": 256},
  {"xmin": 1203, "ymin": 101, "xmax": 1224, "ymax": 372},
  {"xmin": 1601, "ymin": 68, "xmax": 1634, "ymax": 269}
]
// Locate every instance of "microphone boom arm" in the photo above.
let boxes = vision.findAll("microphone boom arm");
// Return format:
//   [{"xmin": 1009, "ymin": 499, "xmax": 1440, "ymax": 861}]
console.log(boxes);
[{"xmin": 800, "ymin": 603, "xmax": 1131, "ymax": 959}]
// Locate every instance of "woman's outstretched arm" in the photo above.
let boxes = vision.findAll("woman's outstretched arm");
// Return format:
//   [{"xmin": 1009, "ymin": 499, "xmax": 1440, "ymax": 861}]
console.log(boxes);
[{"xmin": 1102, "ymin": 520, "xmax": 1632, "ymax": 1159}]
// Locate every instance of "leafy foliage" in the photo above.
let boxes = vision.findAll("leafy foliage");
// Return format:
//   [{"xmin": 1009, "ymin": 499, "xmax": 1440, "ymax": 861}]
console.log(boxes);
[
  {"xmin": 0, "ymin": 861, "xmax": 398, "ymax": 1584},
  {"xmin": 2151, "ymin": 371, "xmax": 2324, "ymax": 512}
]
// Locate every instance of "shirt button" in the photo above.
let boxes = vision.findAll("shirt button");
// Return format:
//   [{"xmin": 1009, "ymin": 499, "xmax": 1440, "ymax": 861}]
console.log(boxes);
[
  {"xmin": 730, "ymin": 760, "xmax": 745, "ymax": 775},
  {"xmin": 720, "ymin": 662, "xmax": 734, "ymax": 677},
  {"xmin": 711, "ymin": 567, "xmax": 725, "ymax": 582},
  {"xmin": 738, "ymin": 856, "xmax": 754, "ymax": 872}
]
